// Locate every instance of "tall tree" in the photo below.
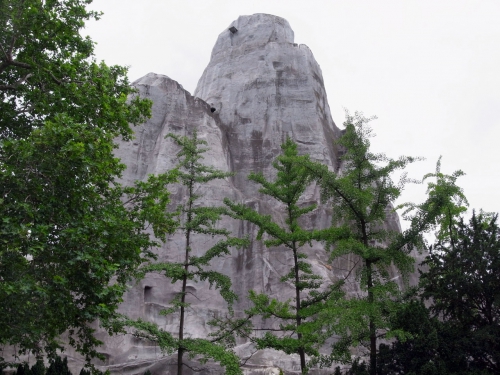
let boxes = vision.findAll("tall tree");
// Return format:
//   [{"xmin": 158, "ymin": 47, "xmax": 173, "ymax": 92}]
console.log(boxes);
[
  {"xmin": 301, "ymin": 111, "xmax": 466, "ymax": 374},
  {"xmin": 224, "ymin": 139, "xmax": 347, "ymax": 375},
  {"xmin": 420, "ymin": 211, "xmax": 500, "ymax": 373},
  {"xmin": 376, "ymin": 211, "xmax": 500, "ymax": 375},
  {"xmin": 0, "ymin": 0, "xmax": 150, "ymax": 140},
  {"xmin": 0, "ymin": 0, "xmax": 175, "ymax": 363},
  {"xmin": 124, "ymin": 130, "xmax": 247, "ymax": 375}
]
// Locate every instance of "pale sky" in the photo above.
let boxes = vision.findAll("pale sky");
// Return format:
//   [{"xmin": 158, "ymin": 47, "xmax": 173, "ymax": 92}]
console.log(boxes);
[{"xmin": 85, "ymin": 0, "xmax": 500, "ymax": 226}]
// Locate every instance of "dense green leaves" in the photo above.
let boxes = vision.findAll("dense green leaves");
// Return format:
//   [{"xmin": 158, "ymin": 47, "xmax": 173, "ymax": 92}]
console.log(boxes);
[
  {"xmin": 376, "ymin": 211, "xmax": 500, "ymax": 375},
  {"xmin": 0, "ymin": 0, "xmax": 150, "ymax": 139},
  {"xmin": 0, "ymin": 114, "xmax": 177, "ymax": 360},
  {"xmin": 0, "ymin": 0, "xmax": 176, "ymax": 364},
  {"xmin": 421, "ymin": 211, "xmax": 500, "ymax": 373}
]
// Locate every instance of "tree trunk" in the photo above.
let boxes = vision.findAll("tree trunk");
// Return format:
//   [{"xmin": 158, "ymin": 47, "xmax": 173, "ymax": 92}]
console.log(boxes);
[
  {"xmin": 292, "ymin": 244, "xmax": 306, "ymax": 373},
  {"xmin": 366, "ymin": 260, "xmax": 376, "ymax": 375},
  {"xmin": 178, "ymin": 181, "xmax": 194, "ymax": 375}
]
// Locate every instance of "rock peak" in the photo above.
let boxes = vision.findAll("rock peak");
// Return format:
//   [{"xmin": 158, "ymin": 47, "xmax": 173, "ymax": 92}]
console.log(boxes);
[
  {"xmin": 208, "ymin": 13, "xmax": 295, "ymax": 60},
  {"xmin": 195, "ymin": 14, "xmax": 340, "ymax": 195}
]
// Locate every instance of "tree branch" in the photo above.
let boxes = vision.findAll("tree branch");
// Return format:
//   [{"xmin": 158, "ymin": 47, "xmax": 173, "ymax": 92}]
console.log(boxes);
[{"xmin": 0, "ymin": 73, "xmax": 33, "ymax": 91}]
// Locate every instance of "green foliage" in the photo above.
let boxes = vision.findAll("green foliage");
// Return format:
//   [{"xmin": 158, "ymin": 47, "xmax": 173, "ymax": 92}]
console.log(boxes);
[
  {"xmin": 398, "ymin": 156, "xmax": 468, "ymax": 250},
  {"xmin": 224, "ymin": 139, "xmax": 347, "ymax": 374},
  {"xmin": 298, "ymin": 112, "xmax": 421, "ymax": 373},
  {"xmin": 0, "ymin": 0, "xmax": 178, "ymax": 362},
  {"xmin": 333, "ymin": 359, "xmax": 370, "ymax": 375},
  {"xmin": 46, "ymin": 356, "xmax": 72, "ymax": 375},
  {"xmin": 30, "ymin": 360, "xmax": 45, "ymax": 375},
  {"xmin": 420, "ymin": 211, "xmax": 500, "ymax": 373},
  {"xmin": 16, "ymin": 359, "xmax": 46, "ymax": 375},
  {"xmin": 16, "ymin": 363, "xmax": 31, "ymax": 375},
  {"xmin": 376, "ymin": 211, "xmax": 500, "ymax": 375},
  {"xmin": 143, "ymin": 370, "xmax": 152, "ymax": 375},
  {"xmin": 125, "ymin": 130, "xmax": 246, "ymax": 375},
  {"xmin": 0, "ymin": 0, "xmax": 150, "ymax": 140},
  {"xmin": 299, "ymin": 111, "xmax": 466, "ymax": 374},
  {"xmin": 376, "ymin": 300, "xmax": 444, "ymax": 375}
]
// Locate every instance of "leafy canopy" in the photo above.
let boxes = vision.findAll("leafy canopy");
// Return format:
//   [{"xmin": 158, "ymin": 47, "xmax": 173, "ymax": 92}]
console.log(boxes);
[{"xmin": 0, "ymin": 0, "xmax": 177, "ymax": 363}]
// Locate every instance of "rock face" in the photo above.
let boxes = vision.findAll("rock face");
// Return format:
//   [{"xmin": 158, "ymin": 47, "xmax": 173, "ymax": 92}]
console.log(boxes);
[
  {"xmin": 195, "ymin": 14, "xmax": 343, "ymax": 194},
  {"xmin": 65, "ymin": 14, "xmax": 405, "ymax": 375}
]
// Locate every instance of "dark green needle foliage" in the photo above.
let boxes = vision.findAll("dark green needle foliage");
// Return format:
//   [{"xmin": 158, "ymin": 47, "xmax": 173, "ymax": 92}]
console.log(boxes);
[
  {"xmin": 1, "ymin": 0, "xmax": 180, "ymax": 365},
  {"xmin": 124, "ymin": 130, "xmax": 247, "ymax": 375},
  {"xmin": 224, "ymin": 139, "xmax": 347, "ymax": 375},
  {"xmin": 420, "ymin": 211, "xmax": 500, "ymax": 374},
  {"xmin": 376, "ymin": 211, "xmax": 500, "ymax": 375},
  {"xmin": 46, "ymin": 356, "xmax": 72, "ymax": 375}
]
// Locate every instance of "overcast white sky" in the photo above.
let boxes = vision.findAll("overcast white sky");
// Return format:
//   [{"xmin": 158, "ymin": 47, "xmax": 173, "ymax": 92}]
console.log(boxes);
[{"xmin": 85, "ymin": 0, "xmax": 500, "ymax": 225}]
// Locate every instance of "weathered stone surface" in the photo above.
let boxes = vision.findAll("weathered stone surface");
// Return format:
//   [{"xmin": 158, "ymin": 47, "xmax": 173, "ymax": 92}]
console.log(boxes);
[
  {"xmin": 4, "ymin": 14, "xmax": 413, "ymax": 375},
  {"xmin": 96, "ymin": 14, "xmax": 407, "ymax": 375},
  {"xmin": 195, "ymin": 14, "xmax": 343, "ymax": 196}
]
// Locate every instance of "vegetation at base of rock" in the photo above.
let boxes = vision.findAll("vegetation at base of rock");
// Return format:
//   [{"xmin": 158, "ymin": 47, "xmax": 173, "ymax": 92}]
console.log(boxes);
[
  {"xmin": 122, "ymin": 130, "xmax": 247, "ymax": 375},
  {"xmin": 14, "ymin": 356, "xmax": 71, "ymax": 375},
  {"xmin": 421, "ymin": 211, "xmax": 500, "ymax": 373},
  {"xmin": 0, "ymin": 0, "xmax": 179, "ymax": 363},
  {"xmin": 223, "ymin": 139, "xmax": 348, "ymax": 375},
  {"xmin": 292, "ymin": 111, "xmax": 467, "ymax": 375},
  {"xmin": 377, "ymin": 211, "xmax": 500, "ymax": 375}
]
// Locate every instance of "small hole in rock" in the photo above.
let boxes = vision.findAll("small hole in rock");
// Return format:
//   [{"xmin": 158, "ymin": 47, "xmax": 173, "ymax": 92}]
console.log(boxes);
[
  {"xmin": 210, "ymin": 107, "xmax": 216, "ymax": 113},
  {"xmin": 144, "ymin": 286, "xmax": 153, "ymax": 303}
]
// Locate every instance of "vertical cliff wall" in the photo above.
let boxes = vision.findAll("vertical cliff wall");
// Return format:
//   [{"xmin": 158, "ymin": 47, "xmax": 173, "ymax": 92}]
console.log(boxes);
[
  {"xmin": 195, "ymin": 14, "xmax": 342, "ymax": 195},
  {"xmin": 87, "ymin": 13, "xmax": 403, "ymax": 375}
]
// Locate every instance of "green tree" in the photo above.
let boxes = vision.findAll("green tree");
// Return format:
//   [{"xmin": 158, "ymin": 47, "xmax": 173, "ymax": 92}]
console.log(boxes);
[
  {"xmin": 46, "ymin": 356, "xmax": 72, "ymax": 375},
  {"xmin": 301, "ymin": 112, "xmax": 467, "ymax": 374},
  {"xmin": 0, "ymin": 0, "xmax": 176, "ymax": 363},
  {"xmin": 420, "ymin": 211, "xmax": 500, "ymax": 373},
  {"xmin": 30, "ymin": 360, "xmax": 45, "ymax": 375},
  {"xmin": 124, "ymin": 130, "xmax": 247, "ymax": 375},
  {"xmin": 223, "ymin": 139, "xmax": 347, "ymax": 374},
  {"xmin": 16, "ymin": 363, "xmax": 31, "ymax": 375},
  {"xmin": 0, "ymin": 0, "xmax": 150, "ymax": 140},
  {"xmin": 376, "ymin": 212, "xmax": 500, "ymax": 375},
  {"xmin": 376, "ymin": 300, "xmax": 445, "ymax": 375}
]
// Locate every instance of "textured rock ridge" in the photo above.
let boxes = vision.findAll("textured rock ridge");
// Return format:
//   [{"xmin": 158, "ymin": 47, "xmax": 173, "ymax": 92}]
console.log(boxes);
[
  {"xmin": 195, "ymin": 14, "xmax": 343, "ymax": 195},
  {"xmin": 57, "ymin": 14, "xmax": 404, "ymax": 375}
]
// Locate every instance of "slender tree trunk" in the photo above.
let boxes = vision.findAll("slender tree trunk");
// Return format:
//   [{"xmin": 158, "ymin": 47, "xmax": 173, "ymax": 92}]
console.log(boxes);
[
  {"xmin": 178, "ymin": 181, "xmax": 194, "ymax": 375},
  {"xmin": 366, "ymin": 259, "xmax": 376, "ymax": 375},
  {"xmin": 289, "ymin": 201, "xmax": 306, "ymax": 374},
  {"xmin": 177, "ymin": 236, "xmax": 189, "ymax": 375},
  {"xmin": 293, "ymin": 244, "xmax": 306, "ymax": 373}
]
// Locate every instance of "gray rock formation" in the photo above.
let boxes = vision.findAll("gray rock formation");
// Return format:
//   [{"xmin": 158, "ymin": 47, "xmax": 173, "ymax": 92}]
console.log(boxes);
[
  {"xmin": 195, "ymin": 14, "xmax": 343, "ymax": 195},
  {"xmin": 49, "ymin": 13, "xmax": 408, "ymax": 375}
]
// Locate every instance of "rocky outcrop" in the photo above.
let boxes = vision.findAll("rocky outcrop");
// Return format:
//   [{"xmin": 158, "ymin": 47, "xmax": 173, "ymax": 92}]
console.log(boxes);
[
  {"xmin": 195, "ymin": 14, "xmax": 343, "ymax": 195},
  {"xmin": 61, "ymin": 14, "xmax": 405, "ymax": 375}
]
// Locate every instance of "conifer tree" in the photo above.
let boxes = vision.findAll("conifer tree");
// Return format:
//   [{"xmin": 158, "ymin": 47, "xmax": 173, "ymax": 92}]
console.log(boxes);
[
  {"xmin": 300, "ymin": 111, "xmax": 466, "ymax": 374},
  {"xmin": 124, "ymin": 130, "xmax": 247, "ymax": 375},
  {"xmin": 224, "ymin": 139, "xmax": 347, "ymax": 374},
  {"xmin": 46, "ymin": 356, "xmax": 72, "ymax": 375}
]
